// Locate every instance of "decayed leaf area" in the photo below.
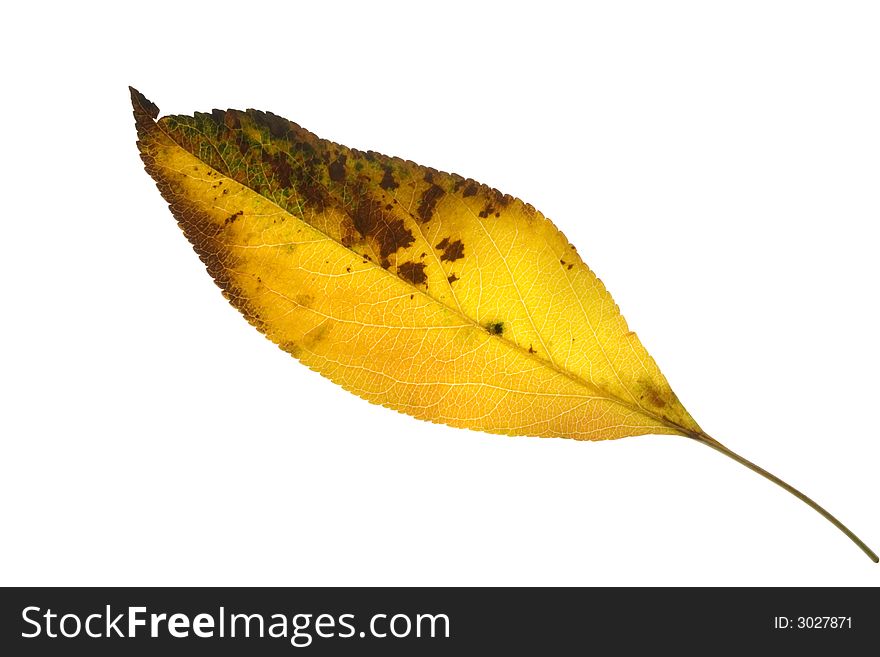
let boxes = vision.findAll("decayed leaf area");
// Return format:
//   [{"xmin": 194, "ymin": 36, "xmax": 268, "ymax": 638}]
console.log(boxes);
[{"xmin": 133, "ymin": 88, "xmax": 702, "ymax": 441}]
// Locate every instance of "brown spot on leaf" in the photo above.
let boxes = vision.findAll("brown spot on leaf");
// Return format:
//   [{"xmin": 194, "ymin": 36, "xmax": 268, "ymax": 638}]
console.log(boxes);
[
  {"xmin": 639, "ymin": 379, "xmax": 668, "ymax": 409},
  {"xmin": 447, "ymin": 273, "xmax": 459, "ymax": 284},
  {"xmin": 478, "ymin": 204, "xmax": 494, "ymax": 219},
  {"xmin": 379, "ymin": 165, "xmax": 399, "ymax": 191},
  {"xmin": 435, "ymin": 237, "xmax": 465, "ymax": 262},
  {"xmin": 528, "ymin": 345, "xmax": 537, "ymax": 354},
  {"xmin": 303, "ymin": 321, "xmax": 330, "ymax": 348},
  {"xmin": 492, "ymin": 188, "xmax": 512, "ymax": 208},
  {"xmin": 224, "ymin": 210, "xmax": 243, "ymax": 225},
  {"xmin": 487, "ymin": 321, "xmax": 504, "ymax": 335},
  {"xmin": 351, "ymin": 190, "xmax": 415, "ymax": 266},
  {"xmin": 462, "ymin": 180, "xmax": 479, "ymax": 197},
  {"xmin": 298, "ymin": 159, "xmax": 332, "ymax": 212},
  {"xmin": 416, "ymin": 183, "xmax": 445, "ymax": 222},
  {"xmin": 263, "ymin": 112, "xmax": 292, "ymax": 139},
  {"xmin": 398, "ymin": 261, "xmax": 427, "ymax": 286},
  {"xmin": 280, "ymin": 341, "xmax": 303, "ymax": 358},
  {"xmin": 224, "ymin": 111, "xmax": 241, "ymax": 130},
  {"xmin": 261, "ymin": 151, "xmax": 292, "ymax": 188},
  {"xmin": 328, "ymin": 154, "xmax": 347, "ymax": 182}
]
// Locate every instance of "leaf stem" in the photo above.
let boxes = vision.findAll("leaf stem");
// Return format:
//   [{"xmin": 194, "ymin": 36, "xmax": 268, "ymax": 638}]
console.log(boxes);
[{"xmin": 688, "ymin": 432, "xmax": 878, "ymax": 563}]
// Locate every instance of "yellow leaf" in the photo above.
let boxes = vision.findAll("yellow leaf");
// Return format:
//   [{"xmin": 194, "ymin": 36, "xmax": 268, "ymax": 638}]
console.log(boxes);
[{"xmin": 131, "ymin": 88, "xmax": 876, "ymax": 561}]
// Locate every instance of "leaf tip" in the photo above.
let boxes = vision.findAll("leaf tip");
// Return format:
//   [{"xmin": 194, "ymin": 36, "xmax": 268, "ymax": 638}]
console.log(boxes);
[{"xmin": 129, "ymin": 86, "xmax": 159, "ymax": 120}]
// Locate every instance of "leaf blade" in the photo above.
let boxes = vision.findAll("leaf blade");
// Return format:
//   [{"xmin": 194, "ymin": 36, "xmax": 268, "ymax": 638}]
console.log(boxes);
[{"xmin": 132, "ymin": 88, "xmax": 699, "ymax": 440}]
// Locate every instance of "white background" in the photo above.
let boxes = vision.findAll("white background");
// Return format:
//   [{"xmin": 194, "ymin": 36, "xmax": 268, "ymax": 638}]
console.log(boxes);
[{"xmin": 2, "ymin": 1, "xmax": 878, "ymax": 586}]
